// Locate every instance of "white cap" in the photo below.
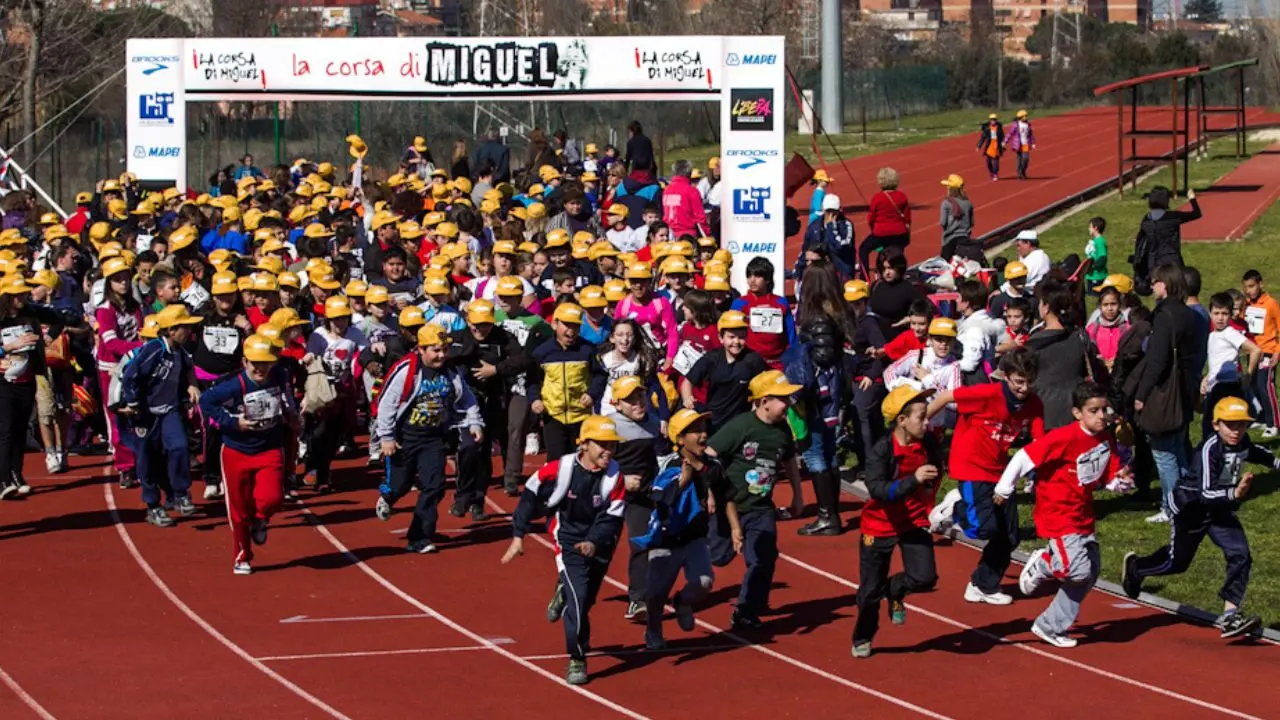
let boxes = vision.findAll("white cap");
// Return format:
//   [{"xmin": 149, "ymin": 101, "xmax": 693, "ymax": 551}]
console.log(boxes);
[
  {"xmin": 1015, "ymin": 229, "xmax": 1039, "ymax": 244},
  {"xmin": 821, "ymin": 194, "xmax": 841, "ymax": 212}
]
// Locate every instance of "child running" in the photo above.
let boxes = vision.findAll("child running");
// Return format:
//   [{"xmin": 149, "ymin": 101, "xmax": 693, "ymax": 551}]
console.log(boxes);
[
  {"xmin": 1122, "ymin": 397, "xmax": 1277, "ymax": 639},
  {"xmin": 502, "ymin": 415, "xmax": 627, "ymax": 686},
  {"xmin": 996, "ymin": 382, "xmax": 1134, "ymax": 647}
]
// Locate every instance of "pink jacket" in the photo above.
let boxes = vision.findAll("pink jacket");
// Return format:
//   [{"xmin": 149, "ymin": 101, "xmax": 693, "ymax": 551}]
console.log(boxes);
[
  {"xmin": 1086, "ymin": 318, "xmax": 1129, "ymax": 364},
  {"xmin": 661, "ymin": 176, "xmax": 708, "ymax": 239},
  {"xmin": 615, "ymin": 294, "xmax": 679, "ymax": 361},
  {"xmin": 95, "ymin": 304, "xmax": 145, "ymax": 371}
]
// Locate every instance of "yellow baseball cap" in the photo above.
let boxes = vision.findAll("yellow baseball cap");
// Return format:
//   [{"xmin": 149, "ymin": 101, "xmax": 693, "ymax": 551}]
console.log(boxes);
[
  {"xmin": 398, "ymin": 305, "xmax": 427, "ymax": 329},
  {"xmin": 269, "ymin": 308, "xmax": 309, "ymax": 330},
  {"xmin": 610, "ymin": 376, "xmax": 645, "ymax": 403},
  {"xmin": 467, "ymin": 299, "xmax": 497, "ymax": 325},
  {"xmin": 255, "ymin": 256, "xmax": 285, "ymax": 276},
  {"xmin": 344, "ymin": 279, "xmax": 369, "ymax": 297},
  {"xmin": 588, "ymin": 242, "xmax": 619, "ymax": 262},
  {"xmin": 552, "ymin": 303, "xmax": 584, "ymax": 324},
  {"xmin": 607, "ymin": 204, "xmax": 629, "ymax": 219},
  {"xmin": 717, "ymin": 310, "xmax": 749, "ymax": 331},
  {"xmin": 659, "ymin": 256, "xmax": 694, "ymax": 276},
  {"xmin": 0, "ymin": 277, "xmax": 31, "ymax": 296},
  {"xmin": 398, "ymin": 221, "xmax": 426, "ymax": 240},
  {"xmin": 578, "ymin": 415, "xmax": 622, "ymax": 444},
  {"xmin": 29, "ymin": 269, "xmax": 59, "ymax": 290},
  {"xmin": 625, "ymin": 262, "xmax": 653, "ymax": 280},
  {"xmin": 704, "ymin": 273, "xmax": 730, "ymax": 293},
  {"xmin": 156, "ymin": 304, "xmax": 202, "ymax": 329},
  {"xmin": 1093, "ymin": 274, "xmax": 1134, "ymax": 295},
  {"xmin": 527, "ymin": 202, "xmax": 547, "ymax": 220},
  {"xmin": 667, "ymin": 409, "xmax": 710, "ymax": 444},
  {"xmin": 1214, "ymin": 397, "xmax": 1254, "ymax": 423},
  {"xmin": 100, "ymin": 257, "xmax": 132, "ymax": 279},
  {"xmin": 1004, "ymin": 261, "xmax": 1028, "ymax": 280},
  {"xmin": 365, "ymin": 285, "xmax": 390, "ymax": 304},
  {"xmin": 417, "ymin": 324, "xmax": 448, "ymax": 348},
  {"xmin": 140, "ymin": 314, "xmax": 162, "ymax": 339},
  {"xmin": 496, "ymin": 276, "xmax": 525, "ymax": 297},
  {"xmin": 242, "ymin": 334, "xmax": 280, "ymax": 363},
  {"xmin": 309, "ymin": 269, "xmax": 341, "ymax": 291},
  {"xmin": 578, "ymin": 285, "xmax": 608, "ymax": 309},
  {"xmin": 277, "ymin": 271, "xmax": 301, "ymax": 290},
  {"xmin": 882, "ymin": 385, "xmax": 936, "ymax": 420},
  {"xmin": 604, "ymin": 278, "xmax": 627, "ymax": 302},
  {"xmin": 545, "ymin": 228, "xmax": 571, "ymax": 249},
  {"xmin": 928, "ymin": 318, "xmax": 958, "ymax": 338},
  {"xmin": 237, "ymin": 276, "xmax": 254, "ymax": 292},
  {"xmin": 493, "ymin": 240, "xmax": 518, "ymax": 256},
  {"xmin": 424, "ymin": 276, "xmax": 451, "ymax": 296},
  {"xmin": 940, "ymin": 174, "xmax": 965, "ymax": 189},
  {"xmin": 844, "ymin": 279, "xmax": 869, "ymax": 302},
  {"xmin": 210, "ymin": 271, "xmax": 239, "ymax": 296},
  {"xmin": 324, "ymin": 296, "xmax": 353, "ymax": 319},
  {"xmin": 435, "ymin": 222, "xmax": 460, "ymax": 239},
  {"xmin": 748, "ymin": 370, "xmax": 802, "ymax": 401}
]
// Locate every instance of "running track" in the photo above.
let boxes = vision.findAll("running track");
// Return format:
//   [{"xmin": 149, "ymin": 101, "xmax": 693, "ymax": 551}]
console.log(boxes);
[
  {"xmin": 2, "ymin": 450, "xmax": 1274, "ymax": 719},
  {"xmin": 786, "ymin": 105, "xmax": 1280, "ymax": 267}
]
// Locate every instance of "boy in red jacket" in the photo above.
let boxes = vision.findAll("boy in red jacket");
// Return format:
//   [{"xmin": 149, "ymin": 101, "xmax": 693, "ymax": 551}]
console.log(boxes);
[
  {"xmin": 852, "ymin": 385, "xmax": 944, "ymax": 658},
  {"xmin": 729, "ymin": 257, "xmax": 796, "ymax": 369},
  {"xmin": 994, "ymin": 381, "xmax": 1134, "ymax": 647}
]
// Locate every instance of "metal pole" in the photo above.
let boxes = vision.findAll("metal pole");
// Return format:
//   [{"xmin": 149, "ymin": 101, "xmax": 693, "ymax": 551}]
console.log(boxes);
[
  {"xmin": 352, "ymin": 21, "xmax": 362, "ymax": 137},
  {"xmin": 272, "ymin": 23, "xmax": 281, "ymax": 166},
  {"xmin": 820, "ymin": 0, "xmax": 843, "ymax": 134},
  {"xmin": 1116, "ymin": 93, "xmax": 1124, "ymax": 197},
  {"xmin": 1171, "ymin": 77, "xmax": 1178, "ymax": 197},
  {"xmin": 95, "ymin": 118, "xmax": 102, "ymax": 181}
]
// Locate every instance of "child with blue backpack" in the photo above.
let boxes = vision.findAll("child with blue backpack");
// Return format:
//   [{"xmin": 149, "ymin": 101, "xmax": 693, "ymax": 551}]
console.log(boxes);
[{"xmin": 635, "ymin": 408, "xmax": 722, "ymax": 650}]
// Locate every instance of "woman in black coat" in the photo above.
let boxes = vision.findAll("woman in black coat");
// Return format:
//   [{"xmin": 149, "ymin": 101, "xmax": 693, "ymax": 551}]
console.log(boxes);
[{"xmin": 1131, "ymin": 186, "xmax": 1201, "ymax": 293}]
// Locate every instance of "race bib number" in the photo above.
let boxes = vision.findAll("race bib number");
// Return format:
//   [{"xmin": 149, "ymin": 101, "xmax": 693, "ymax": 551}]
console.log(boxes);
[
  {"xmin": 243, "ymin": 387, "xmax": 284, "ymax": 427},
  {"xmin": 1246, "ymin": 306, "xmax": 1266, "ymax": 336},
  {"xmin": 392, "ymin": 292, "xmax": 415, "ymax": 306},
  {"xmin": 1074, "ymin": 443, "xmax": 1111, "ymax": 486},
  {"xmin": 671, "ymin": 342, "xmax": 705, "ymax": 376},
  {"xmin": 202, "ymin": 326, "xmax": 240, "ymax": 355},
  {"xmin": 502, "ymin": 319, "xmax": 530, "ymax": 346},
  {"xmin": 749, "ymin": 306, "xmax": 784, "ymax": 334},
  {"xmin": 181, "ymin": 281, "xmax": 211, "ymax": 310},
  {"xmin": 0, "ymin": 324, "xmax": 36, "ymax": 353}
]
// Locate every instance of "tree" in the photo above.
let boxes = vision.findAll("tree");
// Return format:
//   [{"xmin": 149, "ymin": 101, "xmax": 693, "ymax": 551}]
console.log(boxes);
[
  {"xmin": 1154, "ymin": 31, "xmax": 1201, "ymax": 69},
  {"xmin": 1183, "ymin": 0, "xmax": 1222, "ymax": 22}
]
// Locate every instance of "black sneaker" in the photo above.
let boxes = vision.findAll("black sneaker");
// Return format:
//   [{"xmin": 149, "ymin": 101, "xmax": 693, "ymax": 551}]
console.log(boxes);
[
  {"xmin": 174, "ymin": 494, "xmax": 197, "ymax": 517},
  {"xmin": 1121, "ymin": 552, "xmax": 1142, "ymax": 600},
  {"xmin": 0, "ymin": 480, "xmax": 18, "ymax": 500},
  {"xmin": 731, "ymin": 609, "xmax": 762, "ymax": 630},
  {"xmin": 251, "ymin": 519, "xmax": 269, "ymax": 546},
  {"xmin": 624, "ymin": 601, "xmax": 647, "ymax": 621},
  {"xmin": 13, "ymin": 472, "xmax": 31, "ymax": 495},
  {"xmin": 796, "ymin": 512, "xmax": 841, "ymax": 536},
  {"xmin": 119, "ymin": 469, "xmax": 138, "ymax": 490},
  {"xmin": 546, "ymin": 579, "xmax": 566, "ymax": 623},
  {"xmin": 503, "ymin": 483, "xmax": 520, "ymax": 497},
  {"xmin": 469, "ymin": 504, "xmax": 488, "ymax": 522},
  {"xmin": 146, "ymin": 507, "xmax": 175, "ymax": 528},
  {"xmin": 1220, "ymin": 612, "xmax": 1261, "ymax": 639},
  {"xmin": 448, "ymin": 501, "xmax": 466, "ymax": 518}
]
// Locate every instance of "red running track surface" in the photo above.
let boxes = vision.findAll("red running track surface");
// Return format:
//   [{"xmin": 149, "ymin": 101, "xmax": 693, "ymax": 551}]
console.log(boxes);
[
  {"xmin": 786, "ymin": 106, "xmax": 1280, "ymax": 269},
  {"xmin": 1181, "ymin": 144, "xmax": 1280, "ymax": 241},
  {"xmin": 2, "ymin": 448, "xmax": 1275, "ymax": 719}
]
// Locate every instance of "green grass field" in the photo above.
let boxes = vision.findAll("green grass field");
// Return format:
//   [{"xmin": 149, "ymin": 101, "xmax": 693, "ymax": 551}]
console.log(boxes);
[
  {"xmin": 664, "ymin": 105, "xmax": 1086, "ymax": 169},
  {"xmin": 993, "ymin": 138, "xmax": 1280, "ymax": 630}
]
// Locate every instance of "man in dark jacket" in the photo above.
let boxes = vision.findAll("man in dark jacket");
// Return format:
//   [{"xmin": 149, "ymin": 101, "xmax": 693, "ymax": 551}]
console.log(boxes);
[
  {"xmin": 472, "ymin": 131, "xmax": 511, "ymax": 183},
  {"xmin": 1131, "ymin": 186, "xmax": 1201, "ymax": 293},
  {"xmin": 1135, "ymin": 263, "xmax": 1201, "ymax": 523},
  {"xmin": 612, "ymin": 175, "xmax": 663, "ymax": 230},
  {"xmin": 624, "ymin": 120, "xmax": 655, "ymax": 179},
  {"xmin": 797, "ymin": 195, "xmax": 856, "ymax": 280}
]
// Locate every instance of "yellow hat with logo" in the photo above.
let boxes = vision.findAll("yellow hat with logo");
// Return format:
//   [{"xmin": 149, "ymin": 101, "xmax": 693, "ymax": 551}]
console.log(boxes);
[
  {"xmin": 209, "ymin": 249, "xmax": 238, "ymax": 272},
  {"xmin": 844, "ymin": 279, "xmax": 869, "ymax": 302},
  {"xmin": 496, "ymin": 276, "xmax": 525, "ymax": 297},
  {"xmin": 250, "ymin": 272, "xmax": 279, "ymax": 292},
  {"xmin": 578, "ymin": 285, "xmax": 608, "ymax": 309},
  {"xmin": 467, "ymin": 299, "xmax": 497, "ymax": 325},
  {"xmin": 1214, "ymin": 396, "xmax": 1254, "ymax": 423},
  {"xmin": 210, "ymin": 271, "xmax": 239, "ymax": 296},
  {"xmin": 398, "ymin": 305, "xmax": 427, "ymax": 329},
  {"xmin": 277, "ymin": 271, "xmax": 301, "ymax": 289},
  {"xmin": 242, "ymin": 334, "xmax": 280, "ymax": 363},
  {"xmin": 607, "ymin": 204, "xmax": 629, "ymax": 219},
  {"xmin": 717, "ymin": 310, "xmax": 749, "ymax": 331},
  {"xmin": 588, "ymin": 242, "xmax": 619, "ymax": 261},
  {"xmin": 140, "ymin": 314, "xmax": 162, "ymax": 339},
  {"xmin": 156, "ymin": 304, "xmax": 202, "ymax": 329},
  {"xmin": 417, "ymin": 324, "xmax": 448, "ymax": 348},
  {"xmin": 309, "ymin": 269, "xmax": 341, "ymax": 291},
  {"xmin": 1004, "ymin": 261, "xmax": 1028, "ymax": 280},
  {"xmin": 237, "ymin": 276, "xmax": 254, "ymax": 292},
  {"xmin": 882, "ymin": 385, "xmax": 936, "ymax": 421},
  {"xmin": 553, "ymin": 303, "xmax": 584, "ymax": 324},
  {"xmin": 659, "ymin": 256, "xmax": 694, "ymax": 276},
  {"xmin": 344, "ymin": 279, "xmax": 369, "ymax": 297},
  {"xmin": 527, "ymin": 202, "xmax": 547, "ymax": 220},
  {"xmin": 256, "ymin": 323, "xmax": 285, "ymax": 348},
  {"xmin": 168, "ymin": 225, "xmax": 198, "ymax": 252},
  {"xmin": 928, "ymin": 317, "xmax": 958, "ymax": 338},
  {"xmin": 545, "ymin": 228, "xmax": 571, "ymax": 249},
  {"xmin": 101, "ymin": 256, "xmax": 132, "ymax": 279},
  {"xmin": 255, "ymin": 255, "xmax": 285, "ymax": 275},
  {"xmin": 667, "ymin": 408, "xmax": 710, "ymax": 444},
  {"xmin": 578, "ymin": 415, "xmax": 622, "ymax": 444},
  {"xmin": 610, "ymin": 375, "xmax": 645, "ymax": 403},
  {"xmin": 625, "ymin": 262, "xmax": 653, "ymax": 280},
  {"xmin": 435, "ymin": 222, "xmax": 460, "ymax": 239},
  {"xmin": 940, "ymin": 174, "xmax": 965, "ymax": 189},
  {"xmin": 424, "ymin": 275, "xmax": 451, "ymax": 296},
  {"xmin": 398, "ymin": 221, "xmax": 426, "ymax": 240},
  {"xmin": 604, "ymin": 278, "xmax": 627, "ymax": 302},
  {"xmin": 1093, "ymin": 273, "xmax": 1134, "ymax": 295},
  {"xmin": 365, "ymin": 285, "xmax": 389, "ymax": 304},
  {"xmin": 324, "ymin": 296, "xmax": 353, "ymax": 319},
  {"xmin": 269, "ymin": 308, "xmax": 309, "ymax": 330},
  {"xmin": 0, "ymin": 276, "xmax": 31, "ymax": 296},
  {"xmin": 30, "ymin": 269, "xmax": 59, "ymax": 290},
  {"xmin": 748, "ymin": 370, "xmax": 802, "ymax": 401}
]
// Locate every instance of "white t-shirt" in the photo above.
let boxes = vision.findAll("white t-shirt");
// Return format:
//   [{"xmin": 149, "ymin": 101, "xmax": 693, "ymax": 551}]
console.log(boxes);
[
  {"xmin": 598, "ymin": 351, "xmax": 640, "ymax": 417},
  {"xmin": 466, "ymin": 275, "xmax": 535, "ymax": 302},
  {"xmin": 607, "ymin": 226, "xmax": 647, "ymax": 253},
  {"xmin": 1206, "ymin": 327, "xmax": 1246, "ymax": 391},
  {"xmin": 1022, "ymin": 249, "xmax": 1051, "ymax": 289}
]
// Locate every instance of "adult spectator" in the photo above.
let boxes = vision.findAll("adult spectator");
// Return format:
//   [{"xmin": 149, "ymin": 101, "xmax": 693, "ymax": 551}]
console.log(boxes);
[
  {"xmin": 858, "ymin": 167, "xmax": 911, "ymax": 277},
  {"xmin": 232, "ymin": 154, "xmax": 264, "ymax": 182},
  {"xmin": 524, "ymin": 129, "xmax": 558, "ymax": 181},
  {"xmin": 611, "ymin": 165, "xmax": 662, "ymax": 230},
  {"xmin": 1134, "ymin": 263, "xmax": 1199, "ymax": 523},
  {"xmin": 473, "ymin": 130, "xmax": 510, "ymax": 183},
  {"xmin": 797, "ymin": 194, "xmax": 856, "ymax": 280},
  {"xmin": 450, "ymin": 139, "xmax": 471, "ymax": 180},
  {"xmin": 1014, "ymin": 230, "xmax": 1051, "ymax": 290},
  {"xmin": 553, "ymin": 129, "xmax": 581, "ymax": 167},
  {"xmin": 661, "ymin": 160, "xmax": 708, "ymax": 240},
  {"xmin": 624, "ymin": 121, "xmax": 656, "ymax": 180},
  {"xmin": 1131, "ymin": 186, "xmax": 1201, "ymax": 293},
  {"xmin": 546, "ymin": 191, "xmax": 602, "ymax": 238},
  {"xmin": 1025, "ymin": 278, "xmax": 1103, "ymax": 429},
  {"xmin": 868, "ymin": 252, "xmax": 925, "ymax": 340},
  {"xmin": 472, "ymin": 164, "xmax": 495, "ymax": 207}
]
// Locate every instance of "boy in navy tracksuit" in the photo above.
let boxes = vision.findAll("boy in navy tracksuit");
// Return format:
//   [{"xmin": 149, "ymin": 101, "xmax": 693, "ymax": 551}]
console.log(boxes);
[
  {"xmin": 502, "ymin": 415, "xmax": 626, "ymax": 686},
  {"xmin": 119, "ymin": 304, "xmax": 203, "ymax": 528},
  {"xmin": 374, "ymin": 324, "xmax": 484, "ymax": 554},
  {"xmin": 199, "ymin": 333, "xmax": 299, "ymax": 575},
  {"xmin": 1123, "ymin": 396, "xmax": 1277, "ymax": 639}
]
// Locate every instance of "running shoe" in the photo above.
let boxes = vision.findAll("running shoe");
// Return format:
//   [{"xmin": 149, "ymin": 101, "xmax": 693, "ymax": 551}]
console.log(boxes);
[
  {"xmin": 119, "ymin": 469, "xmax": 138, "ymax": 490},
  {"xmin": 624, "ymin": 601, "xmax": 647, "ymax": 621},
  {"xmin": 174, "ymin": 494, "xmax": 197, "ymax": 517},
  {"xmin": 1031, "ymin": 623, "xmax": 1077, "ymax": 648},
  {"xmin": 566, "ymin": 659, "xmax": 588, "ymax": 685},
  {"xmin": 448, "ymin": 500, "xmax": 466, "ymax": 518},
  {"xmin": 1121, "ymin": 552, "xmax": 1142, "ymax": 599},
  {"xmin": 851, "ymin": 640, "xmax": 872, "ymax": 658},
  {"xmin": 375, "ymin": 495, "xmax": 393, "ymax": 521},
  {"xmin": 0, "ymin": 481, "xmax": 18, "ymax": 500},
  {"xmin": 146, "ymin": 507, "xmax": 175, "ymax": 528},
  {"xmin": 1020, "ymin": 550, "xmax": 1049, "ymax": 596},
  {"xmin": 674, "ymin": 596, "xmax": 696, "ymax": 632},
  {"xmin": 547, "ymin": 579, "xmax": 566, "ymax": 623},
  {"xmin": 251, "ymin": 518, "xmax": 269, "ymax": 546},
  {"xmin": 963, "ymin": 583, "xmax": 1012, "ymax": 605},
  {"xmin": 1144, "ymin": 510, "xmax": 1171, "ymax": 524},
  {"xmin": 889, "ymin": 598, "xmax": 907, "ymax": 625},
  {"xmin": 469, "ymin": 504, "xmax": 488, "ymax": 522},
  {"xmin": 929, "ymin": 488, "xmax": 962, "ymax": 534},
  {"xmin": 45, "ymin": 451, "xmax": 60, "ymax": 474},
  {"xmin": 644, "ymin": 629, "xmax": 667, "ymax": 651},
  {"xmin": 13, "ymin": 472, "xmax": 31, "ymax": 495},
  {"xmin": 203, "ymin": 482, "xmax": 223, "ymax": 500},
  {"xmin": 730, "ymin": 609, "xmax": 762, "ymax": 630},
  {"xmin": 406, "ymin": 539, "xmax": 438, "ymax": 554},
  {"xmin": 233, "ymin": 561, "xmax": 253, "ymax": 576},
  {"xmin": 1219, "ymin": 612, "xmax": 1261, "ymax": 639}
]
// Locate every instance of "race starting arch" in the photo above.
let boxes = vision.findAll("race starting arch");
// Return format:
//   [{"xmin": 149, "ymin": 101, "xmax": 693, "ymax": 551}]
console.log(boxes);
[{"xmin": 126, "ymin": 35, "xmax": 787, "ymax": 290}]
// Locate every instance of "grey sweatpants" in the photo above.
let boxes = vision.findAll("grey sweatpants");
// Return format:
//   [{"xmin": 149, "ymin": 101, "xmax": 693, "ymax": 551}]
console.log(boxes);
[{"xmin": 1025, "ymin": 533, "xmax": 1101, "ymax": 636}]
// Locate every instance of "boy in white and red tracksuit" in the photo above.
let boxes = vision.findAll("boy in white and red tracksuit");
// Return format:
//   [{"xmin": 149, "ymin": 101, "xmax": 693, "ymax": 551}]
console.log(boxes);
[
  {"xmin": 199, "ymin": 333, "xmax": 299, "ymax": 575},
  {"xmin": 501, "ymin": 415, "xmax": 626, "ymax": 686},
  {"xmin": 995, "ymin": 381, "xmax": 1133, "ymax": 648},
  {"xmin": 853, "ymin": 386, "xmax": 944, "ymax": 657},
  {"xmin": 730, "ymin": 257, "xmax": 796, "ymax": 369}
]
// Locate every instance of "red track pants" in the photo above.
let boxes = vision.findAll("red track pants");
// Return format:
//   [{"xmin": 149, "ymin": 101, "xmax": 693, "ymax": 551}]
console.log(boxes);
[{"xmin": 220, "ymin": 445, "xmax": 284, "ymax": 564}]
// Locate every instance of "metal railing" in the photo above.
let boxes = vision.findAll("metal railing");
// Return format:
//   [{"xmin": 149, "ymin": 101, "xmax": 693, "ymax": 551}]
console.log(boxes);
[{"xmin": 0, "ymin": 146, "xmax": 68, "ymax": 219}]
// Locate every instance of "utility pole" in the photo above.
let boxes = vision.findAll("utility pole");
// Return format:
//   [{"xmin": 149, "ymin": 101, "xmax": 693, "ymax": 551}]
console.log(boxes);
[
  {"xmin": 1050, "ymin": 2, "xmax": 1060, "ymax": 68},
  {"xmin": 820, "ymin": 0, "xmax": 843, "ymax": 133}
]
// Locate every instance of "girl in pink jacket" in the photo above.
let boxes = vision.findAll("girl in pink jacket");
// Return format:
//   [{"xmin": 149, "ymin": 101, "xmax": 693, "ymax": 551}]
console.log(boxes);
[
  {"xmin": 614, "ymin": 261, "xmax": 679, "ymax": 369},
  {"xmin": 96, "ymin": 261, "xmax": 146, "ymax": 489},
  {"xmin": 1086, "ymin": 287, "xmax": 1129, "ymax": 369}
]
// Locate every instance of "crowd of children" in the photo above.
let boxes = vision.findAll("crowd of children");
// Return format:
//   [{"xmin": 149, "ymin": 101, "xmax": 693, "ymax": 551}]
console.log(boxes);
[{"xmin": 0, "ymin": 115, "xmax": 1270, "ymax": 686}]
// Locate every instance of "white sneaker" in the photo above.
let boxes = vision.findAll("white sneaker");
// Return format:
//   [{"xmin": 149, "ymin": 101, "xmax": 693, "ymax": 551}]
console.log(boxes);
[
  {"xmin": 1144, "ymin": 510, "xmax": 1171, "ymax": 523},
  {"xmin": 233, "ymin": 561, "xmax": 253, "ymax": 576},
  {"xmin": 929, "ymin": 488, "xmax": 962, "ymax": 533},
  {"xmin": 45, "ymin": 452, "xmax": 60, "ymax": 474},
  {"xmin": 369, "ymin": 444, "xmax": 383, "ymax": 462},
  {"xmin": 1019, "ymin": 551, "xmax": 1048, "ymax": 596},
  {"xmin": 525, "ymin": 432, "xmax": 541, "ymax": 456},
  {"xmin": 203, "ymin": 483, "xmax": 223, "ymax": 500},
  {"xmin": 964, "ymin": 583, "xmax": 1013, "ymax": 605},
  {"xmin": 1250, "ymin": 422, "xmax": 1266, "ymax": 431},
  {"xmin": 1263, "ymin": 427, "xmax": 1279, "ymax": 439},
  {"xmin": 1031, "ymin": 623, "xmax": 1078, "ymax": 648}
]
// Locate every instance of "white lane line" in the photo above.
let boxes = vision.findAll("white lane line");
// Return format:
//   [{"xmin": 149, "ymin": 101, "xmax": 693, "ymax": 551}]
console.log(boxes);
[
  {"xmin": 486, "ymin": 498, "xmax": 952, "ymax": 720},
  {"xmin": 104, "ymin": 486, "xmax": 351, "ymax": 720},
  {"xmin": 279, "ymin": 613, "xmax": 432, "ymax": 624},
  {"xmin": 778, "ymin": 551, "xmax": 1264, "ymax": 720},
  {"xmin": 519, "ymin": 643, "xmax": 744, "ymax": 662},
  {"xmin": 299, "ymin": 504, "xmax": 651, "ymax": 720},
  {"xmin": 258, "ymin": 641, "xmax": 741, "ymax": 664},
  {"xmin": 0, "ymin": 665, "xmax": 57, "ymax": 720}
]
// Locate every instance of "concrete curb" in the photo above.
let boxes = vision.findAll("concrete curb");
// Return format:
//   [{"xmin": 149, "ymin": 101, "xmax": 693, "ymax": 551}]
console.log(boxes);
[{"xmin": 839, "ymin": 478, "xmax": 1280, "ymax": 643}]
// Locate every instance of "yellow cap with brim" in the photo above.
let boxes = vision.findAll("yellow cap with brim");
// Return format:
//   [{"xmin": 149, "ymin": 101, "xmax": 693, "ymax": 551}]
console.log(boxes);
[
  {"xmin": 324, "ymin": 296, "xmax": 353, "ymax": 319},
  {"xmin": 928, "ymin": 318, "xmax": 958, "ymax": 338},
  {"xmin": 1093, "ymin": 274, "xmax": 1134, "ymax": 295},
  {"xmin": 668, "ymin": 409, "xmax": 710, "ymax": 444},
  {"xmin": 417, "ymin": 324, "xmax": 448, "ymax": 347},
  {"xmin": 748, "ymin": 370, "xmax": 802, "ymax": 401},
  {"xmin": 467, "ymin": 300, "xmax": 497, "ymax": 325},
  {"xmin": 844, "ymin": 279, "xmax": 869, "ymax": 302},
  {"xmin": 717, "ymin": 310, "xmax": 749, "ymax": 331},
  {"xmin": 578, "ymin": 285, "xmax": 608, "ymax": 309},
  {"xmin": 553, "ymin": 303, "xmax": 584, "ymax": 324},
  {"xmin": 398, "ymin": 306, "xmax": 427, "ymax": 329},
  {"xmin": 210, "ymin": 272, "xmax": 239, "ymax": 295},
  {"xmin": 1214, "ymin": 397, "xmax": 1254, "ymax": 423},
  {"xmin": 578, "ymin": 415, "xmax": 622, "ymax": 444},
  {"xmin": 156, "ymin": 304, "xmax": 202, "ymax": 329},
  {"xmin": 610, "ymin": 375, "xmax": 645, "ymax": 403},
  {"xmin": 242, "ymin": 334, "xmax": 280, "ymax": 363},
  {"xmin": 1004, "ymin": 261, "xmax": 1028, "ymax": 280},
  {"xmin": 269, "ymin": 308, "xmax": 309, "ymax": 329},
  {"xmin": 882, "ymin": 386, "xmax": 936, "ymax": 421}
]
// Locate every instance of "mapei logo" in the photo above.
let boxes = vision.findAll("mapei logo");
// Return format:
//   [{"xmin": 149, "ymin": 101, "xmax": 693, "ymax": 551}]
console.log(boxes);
[
  {"xmin": 726, "ymin": 53, "xmax": 777, "ymax": 66},
  {"xmin": 732, "ymin": 187, "xmax": 772, "ymax": 221},
  {"xmin": 134, "ymin": 145, "xmax": 181, "ymax": 159}
]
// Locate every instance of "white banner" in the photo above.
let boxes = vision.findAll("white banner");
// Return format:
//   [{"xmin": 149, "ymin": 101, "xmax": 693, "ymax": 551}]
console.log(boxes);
[
  {"xmin": 125, "ymin": 38, "xmax": 186, "ymax": 189},
  {"xmin": 719, "ymin": 37, "xmax": 787, "ymax": 292},
  {"xmin": 183, "ymin": 36, "xmax": 724, "ymax": 101}
]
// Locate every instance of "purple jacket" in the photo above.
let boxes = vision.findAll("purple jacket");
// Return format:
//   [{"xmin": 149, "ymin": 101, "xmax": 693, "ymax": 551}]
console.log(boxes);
[
  {"xmin": 2, "ymin": 210, "xmax": 29, "ymax": 231},
  {"xmin": 1007, "ymin": 120, "xmax": 1035, "ymax": 153}
]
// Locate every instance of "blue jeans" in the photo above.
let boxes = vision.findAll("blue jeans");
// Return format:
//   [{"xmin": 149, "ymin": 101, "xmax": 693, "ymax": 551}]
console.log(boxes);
[
  {"xmin": 1148, "ymin": 429, "xmax": 1190, "ymax": 512},
  {"xmin": 801, "ymin": 424, "xmax": 837, "ymax": 473}
]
